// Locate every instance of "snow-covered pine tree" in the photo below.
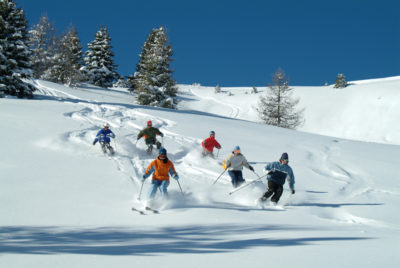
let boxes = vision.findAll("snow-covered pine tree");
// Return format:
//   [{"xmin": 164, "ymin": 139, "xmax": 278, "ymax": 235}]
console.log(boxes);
[
  {"xmin": 334, "ymin": 73, "xmax": 347, "ymax": 88},
  {"xmin": 113, "ymin": 76, "xmax": 129, "ymax": 88},
  {"xmin": 83, "ymin": 25, "xmax": 118, "ymax": 88},
  {"xmin": 133, "ymin": 26, "xmax": 177, "ymax": 108},
  {"xmin": 257, "ymin": 68, "xmax": 304, "ymax": 129},
  {"xmin": 42, "ymin": 26, "xmax": 84, "ymax": 86},
  {"xmin": 28, "ymin": 15, "xmax": 56, "ymax": 79},
  {"xmin": 0, "ymin": 0, "xmax": 35, "ymax": 98}
]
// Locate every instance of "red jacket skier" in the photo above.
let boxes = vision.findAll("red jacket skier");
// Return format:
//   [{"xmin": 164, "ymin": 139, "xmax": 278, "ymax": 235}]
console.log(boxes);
[{"xmin": 202, "ymin": 131, "xmax": 221, "ymax": 157}]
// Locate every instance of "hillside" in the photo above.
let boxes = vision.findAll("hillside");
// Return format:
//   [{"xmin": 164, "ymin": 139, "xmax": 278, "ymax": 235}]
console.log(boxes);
[
  {"xmin": 178, "ymin": 76, "xmax": 400, "ymax": 145},
  {"xmin": 0, "ymin": 79, "xmax": 399, "ymax": 268}
]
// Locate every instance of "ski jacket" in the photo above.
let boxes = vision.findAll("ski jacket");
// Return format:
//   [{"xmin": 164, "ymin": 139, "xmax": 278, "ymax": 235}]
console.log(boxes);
[
  {"xmin": 137, "ymin": 127, "xmax": 163, "ymax": 144},
  {"xmin": 202, "ymin": 136, "xmax": 221, "ymax": 153},
  {"xmin": 222, "ymin": 153, "xmax": 250, "ymax": 171},
  {"xmin": 264, "ymin": 161, "xmax": 295, "ymax": 190},
  {"xmin": 144, "ymin": 157, "xmax": 177, "ymax": 181},
  {"xmin": 93, "ymin": 128, "xmax": 115, "ymax": 144}
]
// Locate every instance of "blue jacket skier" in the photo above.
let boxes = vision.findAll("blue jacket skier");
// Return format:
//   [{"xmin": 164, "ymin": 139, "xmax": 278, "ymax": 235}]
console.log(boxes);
[
  {"xmin": 260, "ymin": 152, "xmax": 295, "ymax": 204},
  {"xmin": 93, "ymin": 123, "xmax": 116, "ymax": 154}
]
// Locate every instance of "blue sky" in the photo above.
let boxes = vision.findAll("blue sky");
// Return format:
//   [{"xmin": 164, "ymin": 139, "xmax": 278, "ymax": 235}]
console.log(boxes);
[{"xmin": 17, "ymin": 0, "xmax": 399, "ymax": 86}]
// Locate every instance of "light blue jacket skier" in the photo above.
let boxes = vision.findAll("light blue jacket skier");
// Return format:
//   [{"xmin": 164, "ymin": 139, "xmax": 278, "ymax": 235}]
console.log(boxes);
[{"xmin": 264, "ymin": 154, "xmax": 295, "ymax": 191}]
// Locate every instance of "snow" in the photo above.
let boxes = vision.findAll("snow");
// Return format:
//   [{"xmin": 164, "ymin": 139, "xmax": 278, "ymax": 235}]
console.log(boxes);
[
  {"xmin": 179, "ymin": 76, "xmax": 400, "ymax": 145},
  {"xmin": 0, "ymin": 78, "xmax": 399, "ymax": 268}
]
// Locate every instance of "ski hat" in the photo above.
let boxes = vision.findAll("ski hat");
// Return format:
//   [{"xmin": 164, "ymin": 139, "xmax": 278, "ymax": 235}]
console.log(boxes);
[
  {"xmin": 280, "ymin": 152, "xmax": 289, "ymax": 162},
  {"xmin": 210, "ymin": 130, "xmax": 215, "ymax": 136},
  {"xmin": 147, "ymin": 120, "xmax": 152, "ymax": 127},
  {"xmin": 159, "ymin": 148, "xmax": 167, "ymax": 155},
  {"xmin": 233, "ymin": 145, "xmax": 240, "ymax": 152}
]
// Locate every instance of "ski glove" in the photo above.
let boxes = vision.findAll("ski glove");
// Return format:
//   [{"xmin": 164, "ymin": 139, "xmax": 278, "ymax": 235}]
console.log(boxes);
[
  {"xmin": 142, "ymin": 173, "xmax": 149, "ymax": 181},
  {"xmin": 291, "ymin": 189, "xmax": 295, "ymax": 194},
  {"xmin": 93, "ymin": 141, "xmax": 96, "ymax": 145},
  {"xmin": 249, "ymin": 165, "xmax": 254, "ymax": 172},
  {"xmin": 173, "ymin": 174, "xmax": 179, "ymax": 180},
  {"xmin": 263, "ymin": 169, "xmax": 271, "ymax": 175}
]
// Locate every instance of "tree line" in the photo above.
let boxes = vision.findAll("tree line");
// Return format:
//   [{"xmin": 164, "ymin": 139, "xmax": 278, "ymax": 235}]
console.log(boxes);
[
  {"xmin": 0, "ymin": 0, "xmax": 177, "ymax": 108},
  {"xmin": 1, "ymin": 0, "xmax": 349, "ymax": 128}
]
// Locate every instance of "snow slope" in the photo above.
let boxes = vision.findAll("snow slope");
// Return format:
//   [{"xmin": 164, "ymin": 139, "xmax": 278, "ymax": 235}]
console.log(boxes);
[
  {"xmin": 178, "ymin": 76, "xmax": 400, "ymax": 145},
  {"xmin": 0, "ymin": 79, "xmax": 399, "ymax": 268}
]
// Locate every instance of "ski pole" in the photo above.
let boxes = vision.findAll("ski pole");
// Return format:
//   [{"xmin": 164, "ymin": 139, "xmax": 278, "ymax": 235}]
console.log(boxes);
[
  {"xmin": 212, "ymin": 168, "xmax": 228, "ymax": 185},
  {"xmin": 138, "ymin": 181, "xmax": 144, "ymax": 200},
  {"xmin": 176, "ymin": 180, "xmax": 184, "ymax": 196},
  {"xmin": 114, "ymin": 138, "xmax": 118, "ymax": 151},
  {"xmin": 228, "ymin": 174, "xmax": 267, "ymax": 195},
  {"xmin": 217, "ymin": 149, "xmax": 220, "ymax": 158}
]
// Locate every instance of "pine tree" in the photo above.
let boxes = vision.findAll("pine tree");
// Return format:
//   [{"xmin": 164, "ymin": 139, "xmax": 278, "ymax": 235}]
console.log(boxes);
[
  {"xmin": 83, "ymin": 25, "xmax": 118, "ymax": 88},
  {"xmin": 334, "ymin": 73, "xmax": 347, "ymax": 88},
  {"xmin": 133, "ymin": 26, "xmax": 177, "ymax": 108},
  {"xmin": 0, "ymin": 0, "xmax": 35, "ymax": 98},
  {"xmin": 257, "ymin": 68, "xmax": 304, "ymax": 129},
  {"xmin": 42, "ymin": 26, "xmax": 84, "ymax": 86},
  {"xmin": 28, "ymin": 15, "xmax": 56, "ymax": 79}
]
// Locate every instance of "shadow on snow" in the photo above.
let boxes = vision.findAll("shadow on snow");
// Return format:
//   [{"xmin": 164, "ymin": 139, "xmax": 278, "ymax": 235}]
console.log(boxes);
[{"xmin": 0, "ymin": 224, "xmax": 370, "ymax": 256}]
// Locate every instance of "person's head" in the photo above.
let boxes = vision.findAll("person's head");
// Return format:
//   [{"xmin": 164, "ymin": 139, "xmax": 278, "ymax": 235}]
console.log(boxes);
[
  {"xmin": 103, "ymin": 123, "xmax": 110, "ymax": 130},
  {"xmin": 147, "ymin": 120, "xmax": 152, "ymax": 127},
  {"xmin": 233, "ymin": 145, "xmax": 240, "ymax": 155},
  {"xmin": 209, "ymin": 130, "xmax": 215, "ymax": 137},
  {"xmin": 159, "ymin": 148, "xmax": 167, "ymax": 159},
  {"xmin": 280, "ymin": 152, "xmax": 289, "ymax": 164}
]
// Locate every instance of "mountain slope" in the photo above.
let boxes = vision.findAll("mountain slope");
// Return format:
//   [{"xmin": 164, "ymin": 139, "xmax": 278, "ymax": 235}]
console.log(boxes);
[{"xmin": 0, "ymin": 79, "xmax": 399, "ymax": 268}]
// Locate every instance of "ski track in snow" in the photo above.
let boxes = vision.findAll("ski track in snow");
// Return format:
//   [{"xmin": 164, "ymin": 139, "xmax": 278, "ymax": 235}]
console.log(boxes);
[
  {"xmin": 35, "ymin": 83, "xmax": 394, "ymax": 228},
  {"xmin": 189, "ymin": 87, "xmax": 241, "ymax": 118}
]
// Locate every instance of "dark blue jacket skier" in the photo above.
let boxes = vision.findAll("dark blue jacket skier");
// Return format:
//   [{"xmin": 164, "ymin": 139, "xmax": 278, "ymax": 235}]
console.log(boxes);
[{"xmin": 93, "ymin": 123, "xmax": 115, "ymax": 145}]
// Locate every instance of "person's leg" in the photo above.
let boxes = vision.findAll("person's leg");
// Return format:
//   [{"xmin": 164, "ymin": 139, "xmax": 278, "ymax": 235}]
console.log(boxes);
[
  {"xmin": 147, "ymin": 180, "xmax": 162, "ymax": 199},
  {"xmin": 100, "ymin": 141, "xmax": 107, "ymax": 153},
  {"xmin": 236, "ymin": 171, "xmax": 245, "ymax": 187},
  {"xmin": 228, "ymin": 170, "xmax": 238, "ymax": 187},
  {"xmin": 261, "ymin": 181, "xmax": 276, "ymax": 201},
  {"xmin": 159, "ymin": 180, "xmax": 170, "ymax": 196},
  {"xmin": 271, "ymin": 184, "xmax": 284, "ymax": 203}
]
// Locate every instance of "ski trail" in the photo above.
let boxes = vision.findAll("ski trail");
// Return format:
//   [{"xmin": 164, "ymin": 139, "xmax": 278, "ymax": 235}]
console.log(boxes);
[
  {"xmin": 298, "ymin": 140, "xmax": 387, "ymax": 227},
  {"xmin": 189, "ymin": 87, "xmax": 241, "ymax": 118}
]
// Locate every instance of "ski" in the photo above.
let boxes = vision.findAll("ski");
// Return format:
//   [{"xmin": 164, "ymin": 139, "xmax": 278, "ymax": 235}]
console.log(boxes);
[
  {"xmin": 145, "ymin": 206, "xmax": 159, "ymax": 214},
  {"xmin": 131, "ymin": 207, "xmax": 146, "ymax": 215}
]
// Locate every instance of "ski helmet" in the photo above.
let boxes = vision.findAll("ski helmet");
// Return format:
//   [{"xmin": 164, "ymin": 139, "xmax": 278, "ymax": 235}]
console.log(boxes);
[
  {"xmin": 147, "ymin": 120, "xmax": 152, "ymax": 127},
  {"xmin": 233, "ymin": 146, "xmax": 240, "ymax": 152},
  {"xmin": 103, "ymin": 123, "xmax": 110, "ymax": 128},
  {"xmin": 280, "ymin": 152, "xmax": 289, "ymax": 163},
  {"xmin": 159, "ymin": 148, "xmax": 167, "ymax": 155},
  {"xmin": 210, "ymin": 131, "xmax": 215, "ymax": 136}
]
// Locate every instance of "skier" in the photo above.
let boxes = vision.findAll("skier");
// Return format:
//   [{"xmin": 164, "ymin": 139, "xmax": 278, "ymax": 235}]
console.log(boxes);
[
  {"xmin": 93, "ymin": 123, "xmax": 115, "ymax": 154},
  {"xmin": 142, "ymin": 148, "xmax": 179, "ymax": 199},
  {"xmin": 260, "ymin": 152, "xmax": 295, "ymax": 204},
  {"xmin": 222, "ymin": 146, "xmax": 254, "ymax": 188},
  {"xmin": 137, "ymin": 120, "xmax": 164, "ymax": 153},
  {"xmin": 201, "ymin": 130, "xmax": 221, "ymax": 157}
]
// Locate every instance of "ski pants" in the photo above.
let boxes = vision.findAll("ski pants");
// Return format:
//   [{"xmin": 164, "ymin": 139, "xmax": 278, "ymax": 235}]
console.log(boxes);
[
  {"xmin": 228, "ymin": 170, "xmax": 245, "ymax": 188},
  {"xmin": 147, "ymin": 179, "xmax": 170, "ymax": 199},
  {"xmin": 262, "ymin": 181, "xmax": 284, "ymax": 203},
  {"xmin": 146, "ymin": 139, "xmax": 162, "ymax": 149}
]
